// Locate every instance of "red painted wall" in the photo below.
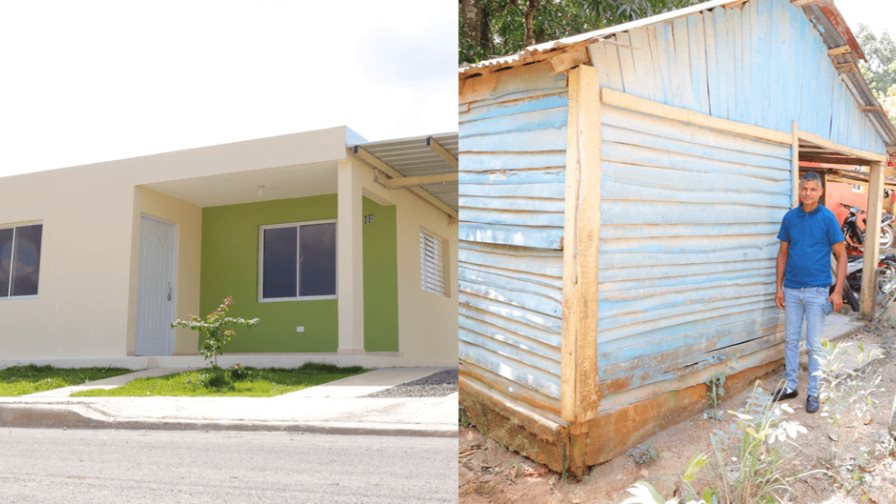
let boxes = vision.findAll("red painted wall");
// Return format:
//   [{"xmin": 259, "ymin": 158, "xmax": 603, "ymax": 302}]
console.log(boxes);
[{"xmin": 825, "ymin": 179, "xmax": 895, "ymax": 227}]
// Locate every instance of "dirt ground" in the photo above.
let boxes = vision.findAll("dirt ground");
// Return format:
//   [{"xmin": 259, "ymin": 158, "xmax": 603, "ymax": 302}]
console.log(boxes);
[{"xmin": 459, "ymin": 309, "xmax": 896, "ymax": 504}]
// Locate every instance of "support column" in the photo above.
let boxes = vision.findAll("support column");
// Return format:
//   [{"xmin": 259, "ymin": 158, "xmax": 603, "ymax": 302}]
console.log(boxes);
[
  {"xmin": 861, "ymin": 161, "xmax": 886, "ymax": 320},
  {"xmin": 561, "ymin": 64, "xmax": 601, "ymax": 425},
  {"xmin": 337, "ymin": 158, "xmax": 365, "ymax": 353}
]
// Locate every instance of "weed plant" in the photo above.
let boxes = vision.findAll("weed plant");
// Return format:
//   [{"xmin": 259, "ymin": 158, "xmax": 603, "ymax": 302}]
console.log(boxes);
[
  {"xmin": 704, "ymin": 373, "xmax": 726, "ymax": 421},
  {"xmin": 627, "ymin": 443, "xmax": 658, "ymax": 466},
  {"xmin": 815, "ymin": 339, "xmax": 885, "ymax": 494},
  {"xmin": 623, "ymin": 382, "xmax": 812, "ymax": 504}
]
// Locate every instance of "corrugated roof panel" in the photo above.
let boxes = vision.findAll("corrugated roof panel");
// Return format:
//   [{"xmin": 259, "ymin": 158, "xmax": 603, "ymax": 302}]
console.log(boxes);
[
  {"xmin": 353, "ymin": 133, "xmax": 458, "ymax": 211},
  {"xmin": 460, "ymin": 0, "xmax": 896, "ymax": 147}
]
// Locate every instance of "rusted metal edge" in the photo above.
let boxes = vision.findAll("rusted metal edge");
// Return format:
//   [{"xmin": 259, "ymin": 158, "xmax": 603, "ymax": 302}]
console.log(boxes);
[
  {"xmin": 582, "ymin": 358, "xmax": 783, "ymax": 466},
  {"xmin": 459, "ymin": 360, "xmax": 562, "ymax": 417},
  {"xmin": 459, "ymin": 373, "xmax": 571, "ymax": 473}
]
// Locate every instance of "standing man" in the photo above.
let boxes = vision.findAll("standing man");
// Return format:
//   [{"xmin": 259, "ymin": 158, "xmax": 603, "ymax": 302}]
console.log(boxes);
[{"xmin": 774, "ymin": 171, "xmax": 847, "ymax": 413}]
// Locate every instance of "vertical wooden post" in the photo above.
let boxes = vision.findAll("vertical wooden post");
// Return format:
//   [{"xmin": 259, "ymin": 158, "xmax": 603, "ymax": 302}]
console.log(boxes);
[
  {"xmin": 861, "ymin": 161, "xmax": 886, "ymax": 320},
  {"xmin": 792, "ymin": 122, "xmax": 800, "ymax": 207},
  {"xmin": 561, "ymin": 64, "xmax": 601, "ymax": 425}
]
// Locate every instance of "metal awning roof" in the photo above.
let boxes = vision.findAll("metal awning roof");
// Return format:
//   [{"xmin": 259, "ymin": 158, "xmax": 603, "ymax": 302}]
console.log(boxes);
[
  {"xmin": 351, "ymin": 133, "xmax": 458, "ymax": 215},
  {"xmin": 459, "ymin": 0, "xmax": 896, "ymax": 149}
]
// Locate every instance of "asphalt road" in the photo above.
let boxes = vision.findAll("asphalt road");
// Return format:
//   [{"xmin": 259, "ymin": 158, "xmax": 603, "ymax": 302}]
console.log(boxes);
[{"xmin": 0, "ymin": 428, "xmax": 458, "ymax": 503}]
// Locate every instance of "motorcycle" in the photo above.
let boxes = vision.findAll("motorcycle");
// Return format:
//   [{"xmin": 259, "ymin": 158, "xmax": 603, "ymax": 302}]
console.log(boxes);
[
  {"xmin": 836, "ymin": 252, "xmax": 896, "ymax": 317},
  {"xmin": 838, "ymin": 202, "xmax": 895, "ymax": 253}
]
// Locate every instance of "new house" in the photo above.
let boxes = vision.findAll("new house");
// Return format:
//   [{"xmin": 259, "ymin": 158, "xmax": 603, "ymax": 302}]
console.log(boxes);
[{"xmin": 0, "ymin": 126, "xmax": 458, "ymax": 367}]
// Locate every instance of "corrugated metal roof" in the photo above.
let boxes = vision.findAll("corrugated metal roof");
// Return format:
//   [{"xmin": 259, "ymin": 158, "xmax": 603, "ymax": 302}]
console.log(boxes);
[
  {"xmin": 798, "ymin": 1, "xmax": 896, "ymax": 147},
  {"xmin": 459, "ymin": 0, "xmax": 896, "ymax": 148},
  {"xmin": 458, "ymin": 0, "xmax": 744, "ymax": 75},
  {"xmin": 351, "ymin": 133, "xmax": 458, "ymax": 211}
]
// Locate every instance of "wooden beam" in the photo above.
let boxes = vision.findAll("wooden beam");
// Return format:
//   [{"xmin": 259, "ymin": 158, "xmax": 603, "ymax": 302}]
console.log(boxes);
[
  {"xmin": 799, "ymin": 154, "xmax": 874, "ymax": 166},
  {"xmin": 792, "ymin": 121, "xmax": 800, "ymax": 207},
  {"xmin": 381, "ymin": 172, "xmax": 458, "ymax": 189},
  {"xmin": 828, "ymin": 45, "xmax": 852, "ymax": 57},
  {"xmin": 861, "ymin": 161, "xmax": 886, "ymax": 320},
  {"xmin": 861, "ymin": 105, "xmax": 884, "ymax": 113},
  {"xmin": 460, "ymin": 72, "xmax": 499, "ymax": 104},
  {"xmin": 601, "ymin": 88, "xmax": 792, "ymax": 145},
  {"xmin": 353, "ymin": 147, "xmax": 458, "ymax": 219},
  {"xmin": 561, "ymin": 65, "xmax": 601, "ymax": 428},
  {"xmin": 426, "ymin": 137, "xmax": 458, "ymax": 169},
  {"xmin": 798, "ymin": 130, "xmax": 888, "ymax": 163},
  {"xmin": 791, "ymin": 0, "xmax": 820, "ymax": 6},
  {"xmin": 835, "ymin": 62, "xmax": 859, "ymax": 74},
  {"xmin": 548, "ymin": 46, "xmax": 590, "ymax": 74}
]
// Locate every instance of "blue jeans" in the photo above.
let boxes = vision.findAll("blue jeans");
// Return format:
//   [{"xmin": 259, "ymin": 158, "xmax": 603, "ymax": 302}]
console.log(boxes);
[{"xmin": 783, "ymin": 286, "xmax": 827, "ymax": 397}]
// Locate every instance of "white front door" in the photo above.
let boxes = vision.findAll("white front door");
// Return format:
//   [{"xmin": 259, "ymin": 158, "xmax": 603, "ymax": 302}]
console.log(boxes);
[{"xmin": 136, "ymin": 216, "xmax": 176, "ymax": 356}]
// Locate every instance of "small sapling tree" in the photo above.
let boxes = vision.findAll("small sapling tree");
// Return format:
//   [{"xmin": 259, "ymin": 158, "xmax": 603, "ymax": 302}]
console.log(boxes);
[{"xmin": 172, "ymin": 296, "xmax": 259, "ymax": 387}]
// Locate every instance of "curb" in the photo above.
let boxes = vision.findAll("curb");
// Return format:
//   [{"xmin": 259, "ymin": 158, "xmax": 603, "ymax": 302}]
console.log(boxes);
[{"xmin": 0, "ymin": 404, "xmax": 458, "ymax": 438}]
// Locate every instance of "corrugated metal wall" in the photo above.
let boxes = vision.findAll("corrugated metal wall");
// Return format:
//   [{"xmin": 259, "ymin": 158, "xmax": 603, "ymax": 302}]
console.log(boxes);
[
  {"xmin": 597, "ymin": 103, "xmax": 791, "ymax": 408},
  {"xmin": 458, "ymin": 64, "xmax": 568, "ymax": 408},
  {"xmin": 588, "ymin": 0, "xmax": 886, "ymax": 155}
]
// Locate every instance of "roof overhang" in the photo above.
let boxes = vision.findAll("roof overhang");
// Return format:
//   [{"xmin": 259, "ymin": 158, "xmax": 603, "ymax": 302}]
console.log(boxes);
[
  {"xmin": 350, "ymin": 133, "xmax": 458, "ymax": 217},
  {"xmin": 459, "ymin": 0, "xmax": 896, "ymax": 149}
]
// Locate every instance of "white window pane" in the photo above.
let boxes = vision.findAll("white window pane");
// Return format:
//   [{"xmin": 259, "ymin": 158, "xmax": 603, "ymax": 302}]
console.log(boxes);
[
  {"xmin": 10, "ymin": 224, "xmax": 41, "ymax": 296},
  {"xmin": 263, "ymin": 227, "xmax": 297, "ymax": 298},
  {"xmin": 299, "ymin": 223, "xmax": 336, "ymax": 297}
]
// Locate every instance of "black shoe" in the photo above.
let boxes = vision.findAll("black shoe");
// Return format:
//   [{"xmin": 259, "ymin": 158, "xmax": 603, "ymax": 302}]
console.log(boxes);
[
  {"xmin": 772, "ymin": 387, "xmax": 798, "ymax": 402},
  {"xmin": 807, "ymin": 395, "xmax": 820, "ymax": 414}
]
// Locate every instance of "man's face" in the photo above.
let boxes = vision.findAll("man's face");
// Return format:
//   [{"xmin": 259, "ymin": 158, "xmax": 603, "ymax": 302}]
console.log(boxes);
[{"xmin": 799, "ymin": 180, "xmax": 823, "ymax": 207}]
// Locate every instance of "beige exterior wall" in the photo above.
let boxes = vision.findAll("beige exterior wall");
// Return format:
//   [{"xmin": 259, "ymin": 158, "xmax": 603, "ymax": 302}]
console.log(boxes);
[
  {"xmin": 0, "ymin": 127, "xmax": 349, "ymax": 359},
  {"xmin": 353, "ymin": 153, "xmax": 458, "ymax": 365},
  {"xmin": 0, "ymin": 167, "xmax": 136, "ymax": 358},
  {"xmin": 127, "ymin": 187, "xmax": 202, "ymax": 355}
]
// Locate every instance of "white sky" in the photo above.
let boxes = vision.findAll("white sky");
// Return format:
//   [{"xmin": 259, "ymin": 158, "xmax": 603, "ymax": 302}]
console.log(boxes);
[
  {"xmin": 837, "ymin": 0, "xmax": 894, "ymax": 37},
  {"xmin": 0, "ymin": 0, "xmax": 456, "ymax": 177}
]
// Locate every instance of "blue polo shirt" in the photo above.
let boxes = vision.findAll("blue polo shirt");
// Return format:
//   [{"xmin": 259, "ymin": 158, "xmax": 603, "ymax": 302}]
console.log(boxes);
[{"xmin": 777, "ymin": 205, "xmax": 844, "ymax": 288}]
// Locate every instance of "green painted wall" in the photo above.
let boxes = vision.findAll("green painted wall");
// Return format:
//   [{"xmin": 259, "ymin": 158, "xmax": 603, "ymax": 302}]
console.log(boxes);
[
  {"xmin": 363, "ymin": 198, "xmax": 398, "ymax": 351},
  {"xmin": 200, "ymin": 194, "xmax": 398, "ymax": 353}
]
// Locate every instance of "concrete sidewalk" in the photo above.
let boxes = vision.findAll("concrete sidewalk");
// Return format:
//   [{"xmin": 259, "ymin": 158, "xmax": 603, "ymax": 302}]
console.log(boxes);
[{"xmin": 0, "ymin": 367, "xmax": 458, "ymax": 437}]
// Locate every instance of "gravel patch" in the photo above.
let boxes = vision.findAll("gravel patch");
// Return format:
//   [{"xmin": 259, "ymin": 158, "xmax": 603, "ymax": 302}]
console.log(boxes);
[{"xmin": 365, "ymin": 369, "xmax": 457, "ymax": 398}]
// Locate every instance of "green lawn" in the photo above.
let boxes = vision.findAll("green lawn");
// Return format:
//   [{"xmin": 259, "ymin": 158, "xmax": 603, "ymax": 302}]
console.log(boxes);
[
  {"xmin": 0, "ymin": 365, "xmax": 133, "ymax": 396},
  {"xmin": 72, "ymin": 363, "xmax": 367, "ymax": 397}
]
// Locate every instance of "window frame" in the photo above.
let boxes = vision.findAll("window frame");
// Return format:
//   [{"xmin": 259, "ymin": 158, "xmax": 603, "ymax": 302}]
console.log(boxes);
[
  {"xmin": 258, "ymin": 219, "xmax": 337, "ymax": 303},
  {"xmin": 419, "ymin": 227, "xmax": 449, "ymax": 297},
  {"xmin": 0, "ymin": 221, "xmax": 43, "ymax": 301}
]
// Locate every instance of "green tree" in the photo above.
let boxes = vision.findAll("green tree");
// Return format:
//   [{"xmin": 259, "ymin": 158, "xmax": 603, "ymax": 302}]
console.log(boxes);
[
  {"xmin": 172, "ymin": 296, "xmax": 259, "ymax": 369},
  {"xmin": 856, "ymin": 24, "xmax": 896, "ymax": 126},
  {"xmin": 459, "ymin": 0, "xmax": 701, "ymax": 65}
]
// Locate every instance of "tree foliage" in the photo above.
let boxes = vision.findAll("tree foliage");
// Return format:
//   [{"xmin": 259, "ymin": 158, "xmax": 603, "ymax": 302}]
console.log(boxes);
[
  {"xmin": 459, "ymin": 0, "xmax": 701, "ymax": 65},
  {"xmin": 172, "ymin": 296, "xmax": 259, "ymax": 369},
  {"xmin": 856, "ymin": 24, "xmax": 896, "ymax": 126}
]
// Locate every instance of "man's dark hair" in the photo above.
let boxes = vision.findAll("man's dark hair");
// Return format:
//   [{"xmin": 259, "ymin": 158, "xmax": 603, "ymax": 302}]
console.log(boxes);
[{"xmin": 800, "ymin": 172, "xmax": 823, "ymax": 185}]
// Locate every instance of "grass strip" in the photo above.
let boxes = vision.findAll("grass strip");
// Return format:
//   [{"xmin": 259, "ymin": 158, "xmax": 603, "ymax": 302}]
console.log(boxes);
[
  {"xmin": 0, "ymin": 365, "xmax": 132, "ymax": 396},
  {"xmin": 73, "ymin": 363, "xmax": 367, "ymax": 397}
]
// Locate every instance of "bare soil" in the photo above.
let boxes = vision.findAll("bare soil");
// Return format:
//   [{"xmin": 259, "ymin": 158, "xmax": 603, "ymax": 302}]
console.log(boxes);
[{"xmin": 459, "ymin": 311, "xmax": 896, "ymax": 504}]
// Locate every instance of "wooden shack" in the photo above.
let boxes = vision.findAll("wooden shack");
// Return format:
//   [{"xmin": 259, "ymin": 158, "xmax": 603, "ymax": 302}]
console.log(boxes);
[{"xmin": 458, "ymin": 0, "xmax": 896, "ymax": 475}]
